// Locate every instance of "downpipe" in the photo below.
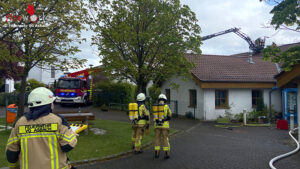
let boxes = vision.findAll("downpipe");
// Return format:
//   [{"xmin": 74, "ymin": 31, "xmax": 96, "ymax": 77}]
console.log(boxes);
[{"xmin": 269, "ymin": 127, "xmax": 300, "ymax": 169}]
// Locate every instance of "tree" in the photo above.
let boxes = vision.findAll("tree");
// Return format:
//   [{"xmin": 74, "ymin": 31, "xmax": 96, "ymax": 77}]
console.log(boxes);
[
  {"xmin": 261, "ymin": 0, "xmax": 300, "ymax": 71},
  {"xmin": 0, "ymin": 1, "xmax": 87, "ymax": 116},
  {"xmin": 88, "ymin": 0, "xmax": 201, "ymax": 93},
  {"xmin": 0, "ymin": 41, "xmax": 23, "ymax": 80}
]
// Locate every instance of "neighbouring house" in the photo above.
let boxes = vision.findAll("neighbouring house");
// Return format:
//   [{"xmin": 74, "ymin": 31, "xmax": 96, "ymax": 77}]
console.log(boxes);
[
  {"xmin": 161, "ymin": 42, "xmax": 300, "ymax": 120},
  {"xmin": 161, "ymin": 54, "xmax": 281, "ymax": 120},
  {"xmin": 28, "ymin": 65, "xmax": 63, "ymax": 86}
]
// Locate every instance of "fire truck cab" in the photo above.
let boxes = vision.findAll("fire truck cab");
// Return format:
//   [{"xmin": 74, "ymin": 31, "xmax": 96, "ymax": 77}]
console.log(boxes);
[{"xmin": 55, "ymin": 69, "xmax": 94, "ymax": 105}]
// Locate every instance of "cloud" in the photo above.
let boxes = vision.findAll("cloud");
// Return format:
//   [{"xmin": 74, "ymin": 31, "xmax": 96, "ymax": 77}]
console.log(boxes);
[
  {"xmin": 72, "ymin": 0, "xmax": 300, "ymax": 72},
  {"xmin": 181, "ymin": 0, "xmax": 300, "ymax": 55}
]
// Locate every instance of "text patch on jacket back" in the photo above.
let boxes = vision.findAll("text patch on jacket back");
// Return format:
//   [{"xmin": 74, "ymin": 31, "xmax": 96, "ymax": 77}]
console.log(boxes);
[{"xmin": 19, "ymin": 123, "xmax": 58, "ymax": 134}]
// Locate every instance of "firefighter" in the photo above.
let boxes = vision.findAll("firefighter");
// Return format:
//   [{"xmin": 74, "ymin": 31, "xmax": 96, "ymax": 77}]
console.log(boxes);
[
  {"xmin": 132, "ymin": 93, "xmax": 150, "ymax": 154},
  {"xmin": 154, "ymin": 94, "xmax": 172, "ymax": 159},
  {"xmin": 6, "ymin": 87, "xmax": 77, "ymax": 169}
]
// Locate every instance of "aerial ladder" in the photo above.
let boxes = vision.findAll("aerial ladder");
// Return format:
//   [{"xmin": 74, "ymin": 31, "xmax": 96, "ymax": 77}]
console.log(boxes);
[{"xmin": 202, "ymin": 27, "xmax": 265, "ymax": 55}]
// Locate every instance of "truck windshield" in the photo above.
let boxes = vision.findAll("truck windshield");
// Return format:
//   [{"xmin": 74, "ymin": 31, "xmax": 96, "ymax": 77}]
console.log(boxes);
[{"xmin": 57, "ymin": 79, "xmax": 80, "ymax": 89}]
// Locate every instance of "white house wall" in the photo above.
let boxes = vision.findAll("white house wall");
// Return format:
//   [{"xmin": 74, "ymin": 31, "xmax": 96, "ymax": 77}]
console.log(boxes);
[
  {"xmin": 203, "ymin": 88, "xmax": 281, "ymax": 120},
  {"xmin": 161, "ymin": 76, "xmax": 282, "ymax": 121},
  {"xmin": 160, "ymin": 76, "xmax": 204, "ymax": 119},
  {"xmin": 28, "ymin": 66, "xmax": 63, "ymax": 85}
]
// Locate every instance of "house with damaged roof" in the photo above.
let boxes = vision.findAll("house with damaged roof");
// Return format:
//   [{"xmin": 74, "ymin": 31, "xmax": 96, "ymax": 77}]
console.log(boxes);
[{"xmin": 160, "ymin": 42, "xmax": 300, "ymax": 120}]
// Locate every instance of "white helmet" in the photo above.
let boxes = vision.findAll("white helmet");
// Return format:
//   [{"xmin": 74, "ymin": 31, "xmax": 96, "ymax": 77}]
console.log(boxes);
[
  {"xmin": 137, "ymin": 93, "xmax": 146, "ymax": 102},
  {"xmin": 28, "ymin": 87, "xmax": 56, "ymax": 108},
  {"xmin": 158, "ymin": 94, "xmax": 167, "ymax": 101}
]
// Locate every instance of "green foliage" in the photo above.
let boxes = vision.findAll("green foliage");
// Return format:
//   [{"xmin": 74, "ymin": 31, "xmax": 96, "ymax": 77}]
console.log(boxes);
[
  {"xmin": 216, "ymin": 117, "xmax": 230, "ymax": 124},
  {"xmin": 234, "ymin": 113, "xmax": 244, "ymax": 122},
  {"xmin": 27, "ymin": 79, "xmax": 46, "ymax": 90},
  {"xmin": 148, "ymin": 85, "xmax": 161, "ymax": 103},
  {"xmin": 0, "ymin": 92, "xmax": 29, "ymax": 106},
  {"xmin": 14, "ymin": 79, "xmax": 46, "ymax": 92},
  {"xmin": 88, "ymin": 0, "xmax": 202, "ymax": 92},
  {"xmin": 247, "ymin": 109, "xmax": 267, "ymax": 122},
  {"xmin": 261, "ymin": 0, "xmax": 300, "ymax": 71},
  {"xmin": 93, "ymin": 81, "xmax": 136, "ymax": 106},
  {"xmin": 269, "ymin": 0, "xmax": 300, "ymax": 30},
  {"xmin": 0, "ymin": 0, "xmax": 88, "ymax": 116},
  {"xmin": 263, "ymin": 45, "xmax": 300, "ymax": 71}
]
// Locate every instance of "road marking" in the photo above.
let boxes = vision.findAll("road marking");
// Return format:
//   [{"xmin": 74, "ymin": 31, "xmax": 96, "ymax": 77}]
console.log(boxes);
[{"xmin": 185, "ymin": 123, "xmax": 201, "ymax": 133}]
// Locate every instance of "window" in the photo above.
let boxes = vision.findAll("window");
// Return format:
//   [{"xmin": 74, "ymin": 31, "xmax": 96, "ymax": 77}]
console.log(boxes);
[
  {"xmin": 51, "ymin": 66, "xmax": 55, "ymax": 78},
  {"xmin": 252, "ymin": 90, "xmax": 263, "ymax": 108},
  {"xmin": 189, "ymin": 89, "xmax": 197, "ymax": 107},
  {"xmin": 165, "ymin": 89, "xmax": 170, "ymax": 103},
  {"xmin": 215, "ymin": 90, "xmax": 228, "ymax": 108}
]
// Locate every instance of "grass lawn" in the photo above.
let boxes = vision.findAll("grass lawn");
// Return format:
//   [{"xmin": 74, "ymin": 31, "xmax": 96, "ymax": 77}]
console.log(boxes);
[{"xmin": 0, "ymin": 118, "xmax": 176, "ymax": 167}]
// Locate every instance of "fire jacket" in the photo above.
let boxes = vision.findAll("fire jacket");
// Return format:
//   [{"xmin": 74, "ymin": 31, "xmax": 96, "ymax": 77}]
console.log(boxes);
[
  {"xmin": 6, "ymin": 105, "xmax": 77, "ymax": 169},
  {"xmin": 136, "ymin": 104, "xmax": 150, "ymax": 126},
  {"xmin": 154, "ymin": 104, "xmax": 172, "ymax": 129}
]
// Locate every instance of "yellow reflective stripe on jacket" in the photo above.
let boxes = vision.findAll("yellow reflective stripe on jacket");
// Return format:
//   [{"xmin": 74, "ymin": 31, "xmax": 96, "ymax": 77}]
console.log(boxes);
[
  {"xmin": 18, "ymin": 132, "xmax": 75, "ymax": 143},
  {"xmin": 7, "ymin": 137, "xmax": 19, "ymax": 145},
  {"xmin": 49, "ymin": 136, "xmax": 59, "ymax": 169},
  {"xmin": 56, "ymin": 133, "xmax": 76, "ymax": 143},
  {"xmin": 19, "ymin": 123, "xmax": 58, "ymax": 134},
  {"xmin": 18, "ymin": 132, "xmax": 65, "ymax": 169},
  {"xmin": 21, "ymin": 138, "xmax": 28, "ymax": 169},
  {"xmin": 8, "ymin": 162, "xmax": 18, "ymax": 168}
]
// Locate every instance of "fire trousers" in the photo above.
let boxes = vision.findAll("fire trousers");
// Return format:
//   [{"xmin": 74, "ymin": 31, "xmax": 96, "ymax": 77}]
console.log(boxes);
[
  {"xmin": 132, "ymin": 125, "xmax": 144, "ymax": 151},
  {"xmin": 154, "ymin": 128, "xmax": 170, "ymax": 155}
]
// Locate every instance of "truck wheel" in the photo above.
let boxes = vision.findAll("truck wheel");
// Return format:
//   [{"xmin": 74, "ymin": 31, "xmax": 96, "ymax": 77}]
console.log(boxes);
[{"xmin": 83, "ymin": 97, "xmax": 88, "ymax": 106}]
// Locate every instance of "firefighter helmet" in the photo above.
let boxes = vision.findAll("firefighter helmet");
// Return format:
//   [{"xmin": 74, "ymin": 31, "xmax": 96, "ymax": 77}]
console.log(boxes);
[
  {"xmin": 28, "ymin": 87, "xmax": 56, "ymax": 108},
  {"xmin": 158, "ymin": 94, "xmax": 167, "ymax": 101},
  {"xmin": 137, "ymin": 93, "xmax": 146, "ymax": 102}
]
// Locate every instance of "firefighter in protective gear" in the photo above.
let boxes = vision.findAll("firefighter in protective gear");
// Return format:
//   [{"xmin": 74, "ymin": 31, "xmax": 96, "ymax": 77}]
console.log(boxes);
[
  {"xmin": 154, "ymin": 94, "xmax": 172, "ymax": 159},
  {"xmin": 6, "ymin": 87, "xmax": 77, "ymax": 169},
  {"xmin": 131, "ymin": 93, "xmax": 150, "ymax": 154}
]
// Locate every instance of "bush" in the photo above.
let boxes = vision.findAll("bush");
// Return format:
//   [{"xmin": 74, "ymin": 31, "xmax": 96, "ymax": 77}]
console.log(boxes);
[
  {"xmin": 27, "ymin": 79, "xmax": 46, "ymax": 90},
  {"xmin": 0, "ymin": 92, "xmax": 29, "ymax": 106},
  {"xmin": 14, "ymin": 79, "xmax": 46, "ymax": 92},
  {"xmin": 234, "ymin": 113, "xmax": 244, "ymax": 122},
  {"xmin": 147, "ymin": 85, "xmax": 161, "ymax": 112},
  {"xmin": 93, "ymin": 81, "xmax": 136, "ymax": 107}
]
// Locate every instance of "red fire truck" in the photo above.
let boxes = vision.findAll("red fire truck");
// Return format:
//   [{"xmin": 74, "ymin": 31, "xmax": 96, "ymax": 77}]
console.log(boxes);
[{"xmin": 55, "ymin": 68, "xmax": 99, "ymax": 105}]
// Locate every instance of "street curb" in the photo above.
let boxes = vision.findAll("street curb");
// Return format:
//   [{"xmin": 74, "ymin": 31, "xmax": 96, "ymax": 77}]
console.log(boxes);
[{"xmin": 72, "ymin": 130, "xmax": 181, "ymax": 167}]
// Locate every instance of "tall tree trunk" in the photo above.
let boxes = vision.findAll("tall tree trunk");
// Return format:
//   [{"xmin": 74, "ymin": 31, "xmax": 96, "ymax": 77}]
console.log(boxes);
[
  {"xmin": 137, "ymin": 81, "xmax": 147, "ymax": 94},
  {"xmin": 17, "ymin": 72, "xmax": 28, "ymax": 117}
]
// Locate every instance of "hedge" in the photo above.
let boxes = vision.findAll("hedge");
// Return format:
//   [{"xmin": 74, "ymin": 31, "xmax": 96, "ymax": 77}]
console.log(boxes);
[
  {"xmin": 0, "ymin": 92, "xmax": 29, "ymax": 106},
  {"xmin": 93, "ymin": 81, "xmax": 136, "ymax": 107}
]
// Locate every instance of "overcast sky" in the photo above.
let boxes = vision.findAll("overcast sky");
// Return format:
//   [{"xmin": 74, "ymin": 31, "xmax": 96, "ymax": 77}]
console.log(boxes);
[{"xmin": 75, "ymin": 0, "xmax": 300, "ymax": 70}]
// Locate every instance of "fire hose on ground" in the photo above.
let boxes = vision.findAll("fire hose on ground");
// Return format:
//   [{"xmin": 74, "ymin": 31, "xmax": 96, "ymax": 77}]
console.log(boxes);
[{"xmin": 269, "ymin": 127, "xmax": 300, "ymax": 169}]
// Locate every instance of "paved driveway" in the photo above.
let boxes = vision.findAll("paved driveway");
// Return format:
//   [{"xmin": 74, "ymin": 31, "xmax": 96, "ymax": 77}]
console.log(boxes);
[{"xmin": 77, "ymin": 123, "xmax": 300, "ymax": 169}]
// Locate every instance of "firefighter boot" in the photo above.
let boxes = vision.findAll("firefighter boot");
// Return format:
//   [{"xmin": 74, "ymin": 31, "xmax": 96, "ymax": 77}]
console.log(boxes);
[
  {"xmin": 164, "ymin": 151, "xmax": 170, "ymax": 159},
  {"xmin": 155, "ymin": 151, "xmax": 160, "ymax": 158}
]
